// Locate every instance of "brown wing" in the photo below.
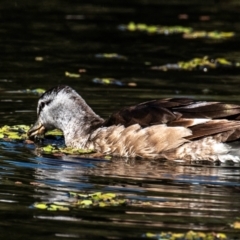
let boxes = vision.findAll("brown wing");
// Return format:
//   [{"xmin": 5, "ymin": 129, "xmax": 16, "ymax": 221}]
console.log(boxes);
[
  {"xmin": 103, "ymin": 98, "xmax": 240, "ymax": 142},
  {"xmin": 103, "ymin": 98, "xmax": 193, "ymax": 127},
  {"xmin": 104, "ymin": 98, "xmax": 240, "ymax": 126},
  {"xmin": 186, "ymin": 120, "xmax": 240, "ymax": 142}
]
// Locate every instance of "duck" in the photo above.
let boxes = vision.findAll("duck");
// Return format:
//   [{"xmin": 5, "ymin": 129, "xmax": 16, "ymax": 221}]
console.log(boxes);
[{"xmin": 27, "ymin": 85, "xmax": 240, "ymax": 162}]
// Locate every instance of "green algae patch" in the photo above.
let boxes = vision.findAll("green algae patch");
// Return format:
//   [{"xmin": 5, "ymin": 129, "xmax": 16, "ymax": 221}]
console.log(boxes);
[
  {"xmin": 151, "ymin": 56, "xmax": 240, "ymax": 71},
  {"xmin": 41, "ymin": 144, "xmax": 94, "ymax": 155},
  {"xmin": 45, "ymin": 129, "xmax": 63, "ymax": 136},
  {"xmin": 0, "ymin": 125, "xmax": 30, "ymax": 140},
  {"xmin": 95, "ymin": 53, "xmax": 127, "ymax": 60},
  {"xmin": 119, "ymin": 22, "xmax": 192, "ymax": 35},
  {"xmin": 33, "ymin": 202, "xmax": 70, "ymax": 211},
  {"xmin": 93, "ymin": 78, "xmax": 137, "ymax": 87},
  {"xmin": 0, "ymin": 124, "xmax": 96, "ymax": 156},
  {"xmin": 6, "ymin": 89, "xmax": 46, "ymax": 95},
  {"xmin": 20, "ymin": 88, "xmax": 46, "ymax": 95},
  {"xmin": 65, "ymin": 71, "xmax": 81, "ymax": 78},
  {"xmin": 144, "ymin": 230, "xmax": 228, "ymax": 240},
  {"xmin": 0, "ymin": 125, "xmax": 63, "ymax": 141},
  {"xmin": 33, "ymin": 191, "xmax": 128, "ymax": 211},
  {"xmin": 183, "ymin": 30, "xmax": 235, "ymax": 39},
  {"xmin": 28, "ymin": 88, "xmax": 46, "ymax": 95},
  {"xmin": 119, "ymin": 22, "xmax": 235, "ymax": 40}
]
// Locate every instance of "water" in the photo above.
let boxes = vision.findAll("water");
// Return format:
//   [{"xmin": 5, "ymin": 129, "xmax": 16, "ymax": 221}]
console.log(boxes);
[{"xmin": 1, "ymin": 0, "xmax": 240, "ymax": 239}]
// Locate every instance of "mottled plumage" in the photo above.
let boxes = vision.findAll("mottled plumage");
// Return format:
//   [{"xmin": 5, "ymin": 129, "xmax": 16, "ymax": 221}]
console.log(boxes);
[{"xmin": 28, "ymin": 85, "xmax": 240, "ymax": 162}]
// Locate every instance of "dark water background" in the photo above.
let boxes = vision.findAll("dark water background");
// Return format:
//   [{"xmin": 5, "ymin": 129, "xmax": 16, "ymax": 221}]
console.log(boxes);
[{"xmin": 1, "ymin": 0, "xmax": 240, "ymax": 239}]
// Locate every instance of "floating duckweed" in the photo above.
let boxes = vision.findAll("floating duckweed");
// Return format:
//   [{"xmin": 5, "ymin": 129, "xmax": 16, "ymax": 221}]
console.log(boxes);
[
  {"xmin": 33, "ymin": 202, "xmax": 48, "ymax": 210},
  {"xmin": 95, "ymin": 53, "xmax": 127, "ymax": 60},
  {"xmin": 33, "ymin": 191, "xmax": 127, "ymax": 211},
  {"xmin": 92, "ymin": 78, "xmax": 136, "ymax": 87},
  {"xmin": 144, "ymin": 230, "xmax": 228, "ymax": 240},
  {"xmin": 183, "ymin": 31, "xmax": 235, "ymax": 39},
  {"xmin": 65, "ymin": 71, "xmax": 81, "ymax": 78},
  {"xmin": 41, "ymin": 144, "xmax": 94, "ymax": 155},
  {"xmin": 119, "ymin": 22, "xmax": 192, "ymax": 35},
  {"xmin": 6, "ymin": 89, "xmax": 46, "ymax": 95},
  {"xmin": 151, "ymin": 56, "xmax": 240, "ymax": 71},
  {"xmin": 79, "ymin": 200, "xmax": 92, "ymax": 206},
  {"xmin": 33, "ymin": 202, "xmax": 69, "ymax": 211},
  {"xmin": 93, "ymin": 78, "xmax": 125, "ymax": 86},
  {"xmin": 32, "ymin": 88, "xmax": 46, "ymax": 95},
  {"xmin": 119, "ymin": 22, "xmax": 234, "ymax": 40},
  {"xmin": 0, "ymin": 125, "xmax": 30, "ymax": 140},
  {"xmin": 45, "ymin": 129, "xmax": 63, "ymax": 136}
]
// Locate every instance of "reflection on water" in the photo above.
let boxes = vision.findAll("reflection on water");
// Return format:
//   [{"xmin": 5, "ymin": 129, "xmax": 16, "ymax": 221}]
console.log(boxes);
[
  {"xmin": 1, "ymin": 145, "xmax": 240, "ymax": 238},
  {"xmin": 1, "ymin": 0, "xmax": 240, "ymax": 239}
]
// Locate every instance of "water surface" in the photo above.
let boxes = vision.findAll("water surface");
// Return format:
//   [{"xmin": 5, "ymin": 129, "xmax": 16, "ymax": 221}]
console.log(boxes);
[{"xmin": 1, "ymin": 0, "xmax": 240, "ymax": 239}]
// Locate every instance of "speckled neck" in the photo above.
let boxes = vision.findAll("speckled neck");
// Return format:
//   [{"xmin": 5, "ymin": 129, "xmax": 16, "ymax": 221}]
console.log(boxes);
[{"xmin": 58, "ymin": 97, "xmax": 104, "ymax": 147}]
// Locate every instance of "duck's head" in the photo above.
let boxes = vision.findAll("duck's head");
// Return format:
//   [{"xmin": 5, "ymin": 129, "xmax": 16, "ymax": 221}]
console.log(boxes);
[
  {"xmin": 28, "ymin": 85, "xmax": 69, "ymax": 139},
  {"xmin": 27, "ymin": 85, "xmax": 104, "ymax": 142}
]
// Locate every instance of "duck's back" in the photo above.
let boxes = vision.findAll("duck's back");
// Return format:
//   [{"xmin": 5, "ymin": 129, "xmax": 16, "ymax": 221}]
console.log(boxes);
[{"xmin": 103, "ymin": 98, "xmax": 240, "ymax": 142}]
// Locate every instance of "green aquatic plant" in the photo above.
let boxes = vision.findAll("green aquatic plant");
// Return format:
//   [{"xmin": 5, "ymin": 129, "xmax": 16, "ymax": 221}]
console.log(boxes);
[
  {"xmin": 95, "ymin": 53, "xmax": 127, "ymax": 60},
  {"xmin": 151, "ymin": 56, "xmax": 240, "ymax": 71},
  {"xmin": 119, "ymin": 22, "xmax": 192, "ymax": 34},
  {"xmin": 33, "ymin": 191, "xmax": 128, "ymax": 211},
  {"xmin": 65, "ymin": 71, "xmax": 81, "ymax": 78},
  {"xmin": 41, "ymin": 144, "xmax": 94, "ymax": 155},
  {"xmin": 183, "ymin": 31, "xmax": 235, "ymax": 39},
  {"xmin": 0, "ymin": 125, "xmax": 63, "ymax": 140},
  {"xmin": 119, "ymin": 22, "xmax": 235, "ymax": 40},
  {"xmin": 144, "ymin": 230, "xmax": 228, "ymax": 240},
  {"xmin": 0, "ymin": 125, "xmax": 96, "ymax": 155},
  {"xmin": 92, "ymin": 78, "xmax": 137, "ymax": 87},
  {"xmin": 0, "ymin": 125, "xmax": 30, "ymax": 140},
  {"xmin": 23, "ymin": 88, "xmax": 46, "ymax": 95}
]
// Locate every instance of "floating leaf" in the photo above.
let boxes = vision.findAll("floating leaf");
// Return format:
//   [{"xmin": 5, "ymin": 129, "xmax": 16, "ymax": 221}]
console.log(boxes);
[
  {"xmin": 95, "ymin": 53, "xmax": 127, "ymax": 60},
  {"xmin": 33, "ymin": 202, "xmax": 48, "ymax": 210},
  {"xmin": 33, "ymin": 191, "xmax": 127, "ymax": 211},
  {"xmin": 0, "ymin": 125, "xmax": 30, "ymax": 140},
  {"xmin": 93, "ymin": 78, "xmax": 125, "ymax": 86},
  {"xmin": 65, "ymin": 71, "xmax": 81, "ymax": 78},
  {"xmin": 183, "ymin": 31, "xmax": 235, "ymax": 39},
  {"xmin": 41, "ymin": 144, "xmax": 94, "ymax": 155},
  {"xmin": 119, "ymin": 22, "xmax": 192, "ymax": 35},
  {"xmin": 92, "ymin": 78, "xmax": 136, "ymax": 87},
  {"xmin": 48, "ymin": 204, "xmax": 69, "ymax": 211},
  {"xmin": 6, "ymin": 89, "xmax": 46, "ymax": 95},
  {"xmin": 119, "ymin": 22, "xmax": 234, "ymax": 40},
  {"xmin": 45, "ymin": 129, "xmax": 63, "ymax": 136},
  {"xmin": 152, "ymin": 56, "xmax": 240, "ymax": 71},
  {"xmin": 143, "ymin": 230, "xmax": 228, "ymax": 240},
  {"xmin": 79, "ymin": 200, "xmax": 93, "ymax": 206}
]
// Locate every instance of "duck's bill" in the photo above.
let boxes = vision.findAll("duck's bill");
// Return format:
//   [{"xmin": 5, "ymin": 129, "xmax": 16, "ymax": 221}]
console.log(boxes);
[{"xmin": 27, "ymin": 121, "xmax": 46, "ymax": 139}]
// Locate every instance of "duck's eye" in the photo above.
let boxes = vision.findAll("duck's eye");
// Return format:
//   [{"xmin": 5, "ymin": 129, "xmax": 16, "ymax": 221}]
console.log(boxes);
[
  {"xmin": 38, "ymin": 102, "xmax": 45, "ymax": 115},
  {"xmin": 38, "ymin": 100, "xmax": 51, "ymax": 115}
]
